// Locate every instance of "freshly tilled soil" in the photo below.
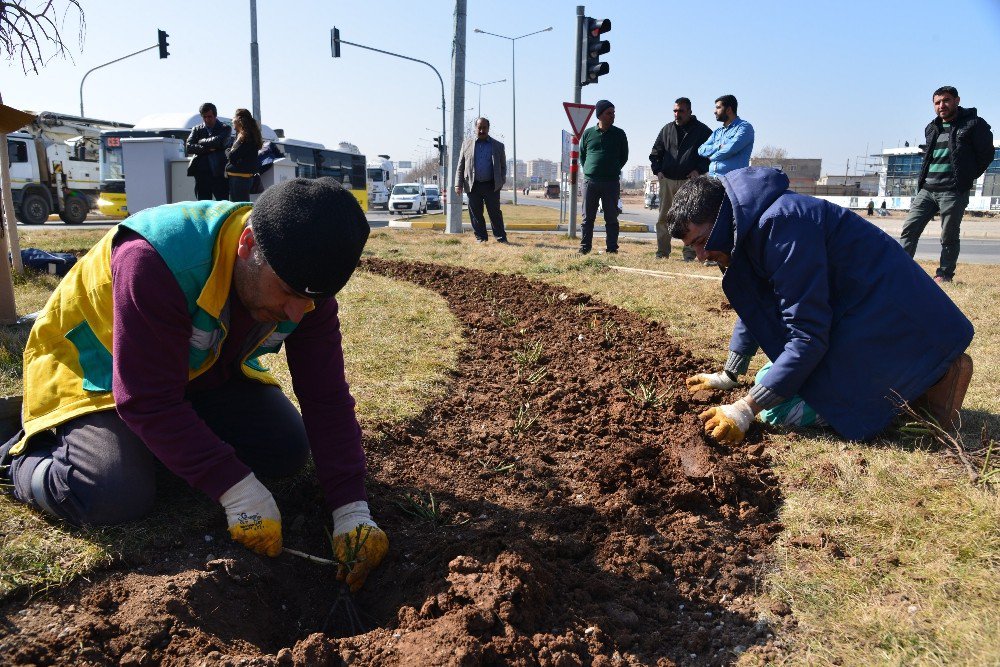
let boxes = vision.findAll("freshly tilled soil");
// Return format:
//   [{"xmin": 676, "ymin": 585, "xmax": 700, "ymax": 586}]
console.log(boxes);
[{"xmin": 0, "ymin": 258, "xmax": 784, "ymax": 666}]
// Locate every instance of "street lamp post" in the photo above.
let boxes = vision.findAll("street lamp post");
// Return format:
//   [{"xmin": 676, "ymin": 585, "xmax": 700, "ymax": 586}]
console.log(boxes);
[
  {"xmin": 465, "ymin": 78, "xmax": 506, "ymax": 119},
  {"xmin": 473, "ymin": 26, "xmax": 552, "ymax": 204}
]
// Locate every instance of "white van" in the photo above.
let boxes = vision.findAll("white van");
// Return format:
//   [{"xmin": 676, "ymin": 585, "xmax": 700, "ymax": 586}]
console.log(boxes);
[{"xmin": 388, "ymin": 182, "xmax": 427, "ymax": 215}]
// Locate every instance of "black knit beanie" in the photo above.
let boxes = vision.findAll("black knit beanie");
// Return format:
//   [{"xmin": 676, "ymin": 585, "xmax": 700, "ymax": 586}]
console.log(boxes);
[
  {"xmin": 250, "ymin": 177, "xmax": 370, "ymax": 298},
  {"xmin": 595, "ymin": 99, "xmax": 614, "ymax": 118}
]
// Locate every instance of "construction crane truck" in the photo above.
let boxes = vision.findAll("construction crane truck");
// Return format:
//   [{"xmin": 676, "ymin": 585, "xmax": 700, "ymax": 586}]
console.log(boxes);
[{"xmin": 6, "ymin": 111, "xmax": 132, "ymax": 224}]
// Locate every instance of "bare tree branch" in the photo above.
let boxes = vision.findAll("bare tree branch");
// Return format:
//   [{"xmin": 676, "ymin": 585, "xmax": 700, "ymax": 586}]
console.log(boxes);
[{"xmin": 1, "ymin": 0, "xmax": 85, "ymax": 75}]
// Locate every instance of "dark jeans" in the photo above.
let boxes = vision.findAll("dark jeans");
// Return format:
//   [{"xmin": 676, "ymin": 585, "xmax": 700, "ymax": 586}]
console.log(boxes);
[
  {"xmin": 6, "ymin": 379, "xmax": 310, "ymax": 526},
  {"xmin": 229, "ymin": 175, "xmax": 252, "ymax": 202},
  {"xmin": 581, "ymin": 178, "xmax": 620, "ymax": 252},
  {"xmin": 900, "ymin": 189, "xmax": 969, "ymax": 279},
  {"xmin": 468, "ymin": 180, "xmax": 506, "ymax": 241},
  {"xmin": 195, "ymin": 174, "xmax": 230, "ymax": 201}
]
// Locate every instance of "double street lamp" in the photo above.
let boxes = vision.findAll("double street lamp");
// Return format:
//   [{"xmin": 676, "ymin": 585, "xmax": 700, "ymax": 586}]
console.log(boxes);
[
  {"xmin": 465, "ymin": 78, "xmax": 506, "ymax": 119},
  {"xmin": 473, "ymin": 26, "xmax": 552, "ymax": 204}
]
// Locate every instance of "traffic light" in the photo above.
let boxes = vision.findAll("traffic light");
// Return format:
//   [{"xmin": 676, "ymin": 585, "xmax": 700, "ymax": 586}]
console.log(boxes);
[
  {"xmin": 331, "ymin": 27, "xmax": 341, "ymax": 58},
  {"xmin": 433, "ymin": 136, "xmax": 443, "ymax": 165},
  {"xmin": 157, "ymin": 29, "xmax": 170, "ymax": 59},
  {"xmin": 580, "ymin": 17, "xmax": 610, "ymax": 86}
]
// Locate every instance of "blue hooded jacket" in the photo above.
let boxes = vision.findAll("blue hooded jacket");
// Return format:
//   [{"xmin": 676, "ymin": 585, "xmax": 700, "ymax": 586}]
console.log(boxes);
[{"xmin": 708, "ymin": 168, "xmax": 974, "ymax": 440}]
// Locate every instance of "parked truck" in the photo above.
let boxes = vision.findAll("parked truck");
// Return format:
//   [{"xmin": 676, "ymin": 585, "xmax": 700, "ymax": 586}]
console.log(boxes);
[
  {"xmin": 7, "ymin": 111, "xmax": 132, "ymax": 224},
  {"xmin": 366, "ymin": 155, "xmax": 396, "ymax": 210}
]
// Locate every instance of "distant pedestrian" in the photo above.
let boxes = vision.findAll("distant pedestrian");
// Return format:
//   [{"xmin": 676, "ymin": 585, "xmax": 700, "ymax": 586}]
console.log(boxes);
[
  {"xmin": 186, "ymin": 102, "xmax": 232, "ymax": 201},
  {"xmin": 879, "ymin": 200, "xmax": 889, "ymax": 217},
  {"xmin": 697, "ymin": 95, "xmax": 754, "ymax": 176},
  {"xmin": 456, "ymin": 117, "xmax": 509, "ymax": 244},
  {"xmin": 899, "ymin": 85, "xmax": 993, "ymax": 283},
  {"xmin": 649, "ymin": 97, "xmax": 712, "ymax": 260},
  {"xmin": 226, "ymin": 109, "xmax": 264, "ymax": 202},
  {"xmin": 578, "ymin": 99, "xmax": 629, "ymax": 254},
  {"xmin": 867, "ymin": 199, "xmax": 875, "ymax": 216}
]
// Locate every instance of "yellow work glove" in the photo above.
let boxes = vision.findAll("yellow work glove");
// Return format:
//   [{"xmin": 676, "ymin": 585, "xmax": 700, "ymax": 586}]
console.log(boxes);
[
  {"xmin": 686, "ymin": 371, "xmax": 739, "ymax": 393},
  {"xmin": 220, "ymin": 473, "xmax": 282, "ymax": 557},
  {"xmin": 331, "ymin": 501, "xmax": 389, "ymax": 592},
  {"xmin": 699, "ymin": 398, "xmax": 755, "ymax": 444}
]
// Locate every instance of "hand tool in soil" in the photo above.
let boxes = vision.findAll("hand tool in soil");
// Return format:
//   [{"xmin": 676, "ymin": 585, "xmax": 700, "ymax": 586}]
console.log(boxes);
[
  {"xmin": 220, "ymin": 473, "xmax": 282, "ymax": 556},
  {"xmin": 281, "ymin": 546, "xmax": 367, "ymax": 637},
  {"xmin": 699, "ymin": 399, "xmax": 755, "ymax": 444}
]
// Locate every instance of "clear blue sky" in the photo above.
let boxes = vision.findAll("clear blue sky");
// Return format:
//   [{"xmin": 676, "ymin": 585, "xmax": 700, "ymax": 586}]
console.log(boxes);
[{"xmin": 8, "ymin": 0, "xmax": 1000, "ymax": 176}]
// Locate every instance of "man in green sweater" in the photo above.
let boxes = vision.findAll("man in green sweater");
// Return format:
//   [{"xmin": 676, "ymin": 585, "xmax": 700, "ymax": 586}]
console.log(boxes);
[{"xmin": 578, "ymin": 99, "xmax": 629, "ymax": 254}]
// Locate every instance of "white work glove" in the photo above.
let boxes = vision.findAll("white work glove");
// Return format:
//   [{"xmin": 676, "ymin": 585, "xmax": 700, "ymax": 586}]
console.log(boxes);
[
  {"xmin": 686, "ymin": 370, "xmax": 739, "ymax": 392},
  {"xmin": 331, "ymin": 501, "xmax": 389, "ymax": 592},
  {"xmin": 699, "ymin": 398, "xmax": 756, "ymax": 444},
  {"xmin": 220, "ymin": 473, "xmax": 282, "ymax": 557}
]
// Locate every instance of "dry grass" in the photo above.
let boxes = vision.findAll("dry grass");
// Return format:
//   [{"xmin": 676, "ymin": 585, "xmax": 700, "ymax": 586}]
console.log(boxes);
[{"xmin": 1, "ymin": 226, "xmax": 998, "ymax": 666}]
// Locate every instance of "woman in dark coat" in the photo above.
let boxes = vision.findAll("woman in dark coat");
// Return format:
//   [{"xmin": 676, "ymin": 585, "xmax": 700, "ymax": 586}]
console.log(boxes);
[{"xmin": 226, "ymin": 108, "xmax": 264, "ymax": 201}]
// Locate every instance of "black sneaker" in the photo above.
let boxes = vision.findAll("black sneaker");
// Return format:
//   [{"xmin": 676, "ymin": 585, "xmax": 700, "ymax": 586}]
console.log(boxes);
[
  {"xmin": 602, "ymin": 248, "xmax": 618, "ymax": 254},
  {"xmin": 496, "ymin": 238, "xmax": 509, "ymax": 244},
  {"xmin": 578, "ymin": 247, "xmax": 591, "ymax": 255},
  {"xmin": 655, "ymin": 252, "xmax": 669, "ymax": 259},
  {"xmin": 476, "ymin": 238, "xmax": 487, "ymax": 244}
]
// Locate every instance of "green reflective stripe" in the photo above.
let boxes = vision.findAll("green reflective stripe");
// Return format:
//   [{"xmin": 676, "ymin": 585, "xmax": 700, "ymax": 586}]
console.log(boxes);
[
  {"xmin": 928, "ymin": 163, "xmax": 953, "ymax": 172},
  {"xmin": 65, "ymin": 321, "xmax": 113, "ymax": 393},
  {"xmin": 931, "ymin": 148, "xmax": 949, "ymax": 158}
]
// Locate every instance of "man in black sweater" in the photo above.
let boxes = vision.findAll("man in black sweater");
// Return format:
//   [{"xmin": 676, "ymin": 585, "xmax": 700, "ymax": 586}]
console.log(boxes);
[
  {"xmin": 649, "ymin": 97, "xmax": 711, "ymax": 260},
  {"xmin": 899, "ymin": 86, "xmax": 993, "ymax": 283}
]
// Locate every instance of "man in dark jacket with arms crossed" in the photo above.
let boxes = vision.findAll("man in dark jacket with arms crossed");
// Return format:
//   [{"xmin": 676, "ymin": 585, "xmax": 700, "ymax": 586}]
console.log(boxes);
[{"xmin": 649, "ymin": 97, "xmax": 711, "ymax": 260}]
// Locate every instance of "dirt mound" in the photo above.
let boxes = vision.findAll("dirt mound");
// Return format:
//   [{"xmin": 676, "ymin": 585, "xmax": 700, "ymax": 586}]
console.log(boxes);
[{"xmin": 0, "ymin": 259, "xmax": 783, "ymax": 666}]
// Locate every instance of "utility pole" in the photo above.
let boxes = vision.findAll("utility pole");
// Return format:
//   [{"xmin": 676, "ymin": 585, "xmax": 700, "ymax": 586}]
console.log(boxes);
[
  {"xmin": 250, "ymin": 0, "xmax": 261, "ymax": 122},
  {"xmin": 447, "ymin": 0, "xmax": 467, "ymax": 233}
]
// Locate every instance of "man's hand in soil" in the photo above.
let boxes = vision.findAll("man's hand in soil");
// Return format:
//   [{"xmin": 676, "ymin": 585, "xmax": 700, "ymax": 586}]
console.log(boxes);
[
  {"xmin": 686, "ymin": 371, "xmax": 739, "ymax": 393},
  {"xmin": 699, "ymin": 398, "xmax": 756, "ymax": 444},
  {"xmin": 331, "ymin": 501, "xmax": 389, "ymax": 592},
  {"xmin": 220, "ymin": 473, "xmax": 282, "ymax": 557}
]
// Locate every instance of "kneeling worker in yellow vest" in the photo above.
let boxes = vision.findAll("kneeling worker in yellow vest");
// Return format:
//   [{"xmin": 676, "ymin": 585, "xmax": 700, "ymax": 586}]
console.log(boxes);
[{"xmin": 1, "ymin": 177, "xmax": 386, "ymax": 592}]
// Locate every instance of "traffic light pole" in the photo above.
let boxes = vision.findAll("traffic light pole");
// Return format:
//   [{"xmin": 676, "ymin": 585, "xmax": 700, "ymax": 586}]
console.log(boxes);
[
  {"xmin": 332, "ymin": 32, "xmax": 448, "ymax": 196},
  {"xmin": 569, "ymin": 6, "xmax": 584, "ymax": 240},
  {"xmin": 79, "ymin": 44, "xmax": 158, "ymax": 117}
]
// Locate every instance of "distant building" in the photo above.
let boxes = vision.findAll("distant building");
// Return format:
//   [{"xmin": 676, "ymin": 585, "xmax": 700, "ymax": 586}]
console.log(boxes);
[
  {"xmin": 628, "ymin": 165, "xmax": 649, "ymax": 184},
  {"xmin": 505, "ymin": 159, "xmax": 527, "ymax": 186},
  {"xmin": 527, "ymin": 158, "xmax": 558, "ymax": 183},
  {"xmin": 749, "ymin": 157, "xmax": 821, "ymax": 189},
  {"xmin": 879, "ymin": 142, "xmax": 1000, "ymax": 196},
  {"xmin": 817, "ymin": 173, "xmax": 880, "ymax": 195}
]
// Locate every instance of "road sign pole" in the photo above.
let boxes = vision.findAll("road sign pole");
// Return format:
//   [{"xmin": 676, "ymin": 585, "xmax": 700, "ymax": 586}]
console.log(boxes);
[{"xmin": 569, "ymin": 6, "xmax": 584, "ymax": 240}]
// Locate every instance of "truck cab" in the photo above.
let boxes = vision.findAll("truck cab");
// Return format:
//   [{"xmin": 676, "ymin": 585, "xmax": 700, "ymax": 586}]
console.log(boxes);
[{"xmin": 7, "ymin": 131, "xmax": 97, "ymax": 225}]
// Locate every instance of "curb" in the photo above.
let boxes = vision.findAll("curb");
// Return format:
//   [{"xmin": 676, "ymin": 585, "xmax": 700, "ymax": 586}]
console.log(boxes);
[{"xmin": 393, "ymin": 220, "xmax": 649, "ymax": 233}]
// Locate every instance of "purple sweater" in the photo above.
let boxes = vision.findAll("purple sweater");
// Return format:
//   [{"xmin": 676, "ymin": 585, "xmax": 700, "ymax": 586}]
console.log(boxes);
[{"xmin": 110, "ymin": 229, "xmax": 366, "ymax": 508}]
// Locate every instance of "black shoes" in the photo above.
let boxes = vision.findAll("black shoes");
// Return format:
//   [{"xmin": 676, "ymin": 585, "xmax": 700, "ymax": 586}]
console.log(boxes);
[
  {"xmin": 578, "ymin": 247, "xmax": 591, "ymax": 255},
  {"xmin": 496, "ymin": 238, "xmax": 509, "ymax": 244}
]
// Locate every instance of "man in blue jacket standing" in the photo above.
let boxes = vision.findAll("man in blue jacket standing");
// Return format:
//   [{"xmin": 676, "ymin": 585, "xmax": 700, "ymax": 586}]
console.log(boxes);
[
  {"xmin": 697, "ymin": 95, "xmax": 754, "ymax": 176},
  {"xmin": 667, "ymin": 168, "xmax": 974, "ymax": 443}
]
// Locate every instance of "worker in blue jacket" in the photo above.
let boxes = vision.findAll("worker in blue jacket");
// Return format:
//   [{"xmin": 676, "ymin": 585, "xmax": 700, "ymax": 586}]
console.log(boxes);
[{"xmin": 666, "ymin": 168, "xmax": 974, "ymax": 442}]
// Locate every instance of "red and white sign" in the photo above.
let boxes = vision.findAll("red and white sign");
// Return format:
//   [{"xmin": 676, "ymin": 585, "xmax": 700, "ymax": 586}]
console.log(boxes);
[{"xmin": 563, "ymin": 102, "xmax": 595, "ymax": 139}]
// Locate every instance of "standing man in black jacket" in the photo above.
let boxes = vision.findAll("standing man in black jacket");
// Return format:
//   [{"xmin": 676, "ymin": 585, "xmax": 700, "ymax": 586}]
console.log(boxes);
[
  {"xmin": 186, "ymin": 102, "xmax": 232, "ymax": 201},
  {"xmin": 900, "ymin": 86, "xmax": 994, "ymax": 282},
  {"xmin": 649, "ymin": 97, "xmax": 712, "ymax": 260}
]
